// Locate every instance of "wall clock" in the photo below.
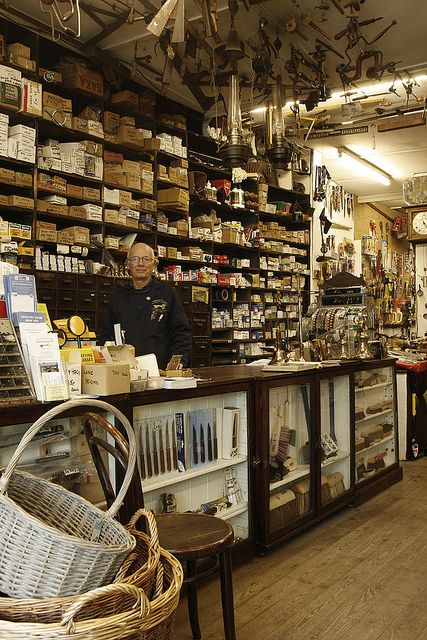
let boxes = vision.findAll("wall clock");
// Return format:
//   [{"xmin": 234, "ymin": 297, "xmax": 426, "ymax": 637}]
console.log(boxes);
[{"xmin": 407, "ymin": 209, "xmax": 427, "ymax": 242}]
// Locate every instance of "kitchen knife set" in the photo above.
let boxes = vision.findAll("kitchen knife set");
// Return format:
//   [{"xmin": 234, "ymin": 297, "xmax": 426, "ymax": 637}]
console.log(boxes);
[
  {"xmin": 137, "ymin": 408, "xmax": 221, "ymax": 479},
  {"xmin": 188, "ymin": 409, "xmax": 218, "ymax": 468},
  {"xmin": 137, "ymin": 414, "xmax": 183, "ymax": 480}
]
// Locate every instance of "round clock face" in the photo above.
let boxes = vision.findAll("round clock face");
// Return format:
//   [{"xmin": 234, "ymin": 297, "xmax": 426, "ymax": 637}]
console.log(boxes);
[{"xmin": 412, "ymin": 211, "xmax": 427, "ymax": 235}]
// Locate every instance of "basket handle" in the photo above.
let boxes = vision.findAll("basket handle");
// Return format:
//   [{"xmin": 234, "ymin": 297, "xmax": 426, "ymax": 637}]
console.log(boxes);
[
  {"xmin": 61, "ymin": 582, "xmax": 150, "ymax": 634},
  {"xmin": 0, "ymin": 398, "xmax": 137, "ymax": 520},
  {"xmin": 115, "ymin": 509, "xmax": 160, "ymax": 581}
]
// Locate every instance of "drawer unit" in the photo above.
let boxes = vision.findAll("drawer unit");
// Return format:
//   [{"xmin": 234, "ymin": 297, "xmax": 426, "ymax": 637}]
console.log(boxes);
[
  {"xmin": 192, "ymin": 337, "xmax": 211, "ymax": 357},
  {"xmin": 56, "ymin": 273, "xmax": 77, "ymax": 290},
  {"xmin": 57, "ymin": 289, "xmax": 77, "ymax": 310},
  {"xmin": 78, "ymin": 290, "xmax": 97, "ymax": 310},
  {"xmin": 192, "ymin": 313, "xmax": 211, "ymax": 337},
  {"xmin": 36, "ymin": 272, "xmax": 57, "ymax": 289},
  {"xmin": 37, "ymin": 288, "xmax": 57, "ymax": 307},
  {"xmin": 78, "ymin": 275, "xmax": 97, "ymax": 291},
  {"xmin": 97, "ymin": 277, "xmax": 114, "ymax": 294}
]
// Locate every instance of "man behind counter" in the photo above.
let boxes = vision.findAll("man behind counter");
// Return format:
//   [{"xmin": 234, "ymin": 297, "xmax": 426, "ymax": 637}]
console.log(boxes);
[{"xmin": 99, "ymin": 243, "xmax": 192, "ymax": 370}]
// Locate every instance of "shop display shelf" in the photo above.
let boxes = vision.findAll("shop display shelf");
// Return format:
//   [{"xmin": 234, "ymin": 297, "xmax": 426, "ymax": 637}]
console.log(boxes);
[
  {"xmin": 142, "ymin": 454, "xmax": 247, "ymax": 492},
  {"xmin": 355, "ymin": 408, "xmax": 394, "ymax": 424},
  {"xmin": 36, "ymin": 167, "xmax": 102, "ymax": 184},
  {"xmin": 355, "ymin": 435, "xmax": 394, "ymax": 456},
  {"xmin": 270, "ymin": 464, "xmax": 310, "ymax": 491},
  {"xmin": 355, "ymin": 382, "xmax": 392, "ymax": 392},
  {"xmin": 217, "ymin": 502, "xmax": 248, "ymax": 520},
  {"xmin": 321, "ymin": 451, "xmax": 350, "ymax": 468}
]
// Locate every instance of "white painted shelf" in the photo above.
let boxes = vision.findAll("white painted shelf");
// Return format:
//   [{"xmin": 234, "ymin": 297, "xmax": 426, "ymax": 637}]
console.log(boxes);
[
  {"xmin": 270, "ymin": 464, "xmax": 310, "ymax": 491},
  {"xmin": 217, "ymin": 502, "xmax": 248, "ymax": 520},
  {"xmin": 355, "ymin": 434, "xmax": 394, "ymax": 456},
  {"xmin": 355, "ymin": 382, "xmax": 392, "ymax": 393},
  {"xmin": 142, "ymin": 455, "xmax": 247, "ymax": 492},
  {"xmin": 355, "ymin": 408, "xmax": 393, "ymax": 424},
  {"xmin": 321, "ymin": 451, "xmax": 350, "ymax": 468}
]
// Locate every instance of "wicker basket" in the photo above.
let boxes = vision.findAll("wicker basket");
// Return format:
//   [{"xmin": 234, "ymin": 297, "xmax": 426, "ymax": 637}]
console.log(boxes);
[
  {"xmin": 0, "ymin": 509, "xmax": 160, "ymax": 623},
  {"xmin": 0, "ymin": 398, "xmax": 137, "ymax": 599},
  {"xmin": 0, "ymin": 548, "xmax": 183, "ymax": 640}
]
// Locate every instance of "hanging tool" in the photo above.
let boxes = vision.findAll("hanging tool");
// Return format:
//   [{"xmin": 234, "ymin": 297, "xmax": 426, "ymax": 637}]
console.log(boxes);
[{"xmin": 301, "ymin": 13, "xmax": 332, "ymax": 40}]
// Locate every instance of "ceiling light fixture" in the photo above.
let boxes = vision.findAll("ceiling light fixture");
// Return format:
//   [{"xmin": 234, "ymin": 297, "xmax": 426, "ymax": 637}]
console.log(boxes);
[
  {"xmin": 266, "ymin": 76, "xmax": 293, "ymax": 169},
  {"xmin": 337, "ymin": 146, "xmax": 393, "ymax": 186}
]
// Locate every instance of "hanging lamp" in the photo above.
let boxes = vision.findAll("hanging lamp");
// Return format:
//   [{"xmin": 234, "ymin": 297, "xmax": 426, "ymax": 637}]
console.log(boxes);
[
  {"xmin": 266, "ymin": 76, "xmax": 293, "ymax": 168},
  {"xmin": 219, "ymin": 75, "xmax": 251, "ymax": 168}
]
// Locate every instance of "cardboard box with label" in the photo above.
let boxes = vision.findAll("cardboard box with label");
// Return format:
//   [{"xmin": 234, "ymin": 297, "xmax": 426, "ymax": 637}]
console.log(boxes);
[{"xmin": 82, "ymin": 363, "xmax": 130, "ymax": 395}]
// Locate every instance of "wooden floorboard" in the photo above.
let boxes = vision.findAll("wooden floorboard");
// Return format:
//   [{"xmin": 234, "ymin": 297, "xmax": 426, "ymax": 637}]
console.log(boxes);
[{"xmin": 173, "ymin": 459, "xmax": 427, "ymax": 640}]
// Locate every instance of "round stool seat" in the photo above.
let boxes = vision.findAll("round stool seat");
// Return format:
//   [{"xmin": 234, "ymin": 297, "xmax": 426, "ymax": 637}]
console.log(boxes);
[{"xmin": 155, "ymin": 513, "xmax": 234, "ymax": 558}]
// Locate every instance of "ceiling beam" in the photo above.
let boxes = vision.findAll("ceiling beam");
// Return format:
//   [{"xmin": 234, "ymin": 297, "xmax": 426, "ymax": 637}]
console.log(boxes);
[
  {"xmin": 80, "ymin": 2, "xmax": 106, "ymax": 29},
  {"xmin": 84, "ymin": 9, "xmax": 131, "ymax": 48}
]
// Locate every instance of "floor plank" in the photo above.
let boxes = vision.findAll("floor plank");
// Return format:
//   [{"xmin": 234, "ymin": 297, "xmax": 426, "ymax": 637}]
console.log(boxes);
[{"xmin": 173, "ymin": 459, "xmax": 427, "ymax": 640}]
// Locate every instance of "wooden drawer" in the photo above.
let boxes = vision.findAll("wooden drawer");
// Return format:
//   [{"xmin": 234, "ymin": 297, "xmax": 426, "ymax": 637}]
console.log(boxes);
[
  {"xmin": 191, "ymin": 355, "xmax": 211, "ymax": 367},
  {"xmin": 174, "ymin": 282, "xmax": 192, "ymax": 302},
  {"xmin": 37, "ymin": 287, "xmax": 57, "ymax": 307},
  {"xmin": 78, "ymin": 290, "xmax": 96, "ymax": 310},
  {"xmin": 78, "ymin": 274, "xmax": 97, "ymax": 291},
  {"xmin": 36, "ymin": 272, "xmax": 57, "ymax": 289},
  {"xmin": 192, "ymin": 337, "xmax": 211, "ymax": 357},
  {"xmin": 192, "ymin": 313, "xmax": 211, "ymax": 337},
  {"xmin": 56, "ymin": 273, "xmax": 77, "ymax": 290},
  {"xmin": 97, "ymin": 277, "xmax": 114, "ymax": 294},
  {"xmin": 97, "ymin": 292, "xmax": 111, "ymax": 309},
  {"xmin": 57, "ymin": 290, "xmax": 77, "ymax": 310}
]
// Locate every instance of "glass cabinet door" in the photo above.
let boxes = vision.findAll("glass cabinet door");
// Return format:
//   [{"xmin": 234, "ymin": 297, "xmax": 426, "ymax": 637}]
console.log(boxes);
[
  {"xmin": 319, "ymin": 375, "xmax": 351, "ymax": 507},
  {"xmin": 354, "ymin": 366, "xmax": 397, "ymax": 484},
  {"xmin": 268, "ymin": 383, "xmax": 313, "ymax": 534}
]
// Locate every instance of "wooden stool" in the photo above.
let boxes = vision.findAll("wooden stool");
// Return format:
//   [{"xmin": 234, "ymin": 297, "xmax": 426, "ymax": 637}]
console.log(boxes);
[
  {"xmin": 83, "ymin": 412, "xmax": 237, "ymax": 640},
  {"xmin": 156, "ymin": 512, "xmax": 236, "ymax": 640}
]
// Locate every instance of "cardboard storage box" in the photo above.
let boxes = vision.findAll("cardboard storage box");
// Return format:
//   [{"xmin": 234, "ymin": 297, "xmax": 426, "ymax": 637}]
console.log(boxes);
[
  {"xmin": 43, "ymin": 91, "xmax": 72, "ymax": 113},
  {"xmin": 111, "ymin": 90, "xmax": 139, "ymax": 110},
  {"xmin": 7, "ymin": 42, "xmax": 31, "ymax": 59},
  {"xmin": 57, "ymin": 226, "xmax": 90, "ymax": 245},
  {"xmin": 81, "ymin": 363, "xmax": 130, "ymax": 395},
  {"xmin": 8, "ymin": 195, "xmax": 34, "ymax": 209},
  {"xmin": 67, "ymin": 183, "xmax": 83, "ymax": 198},
  {"xmin": 222, "ymin": 227, "xmax": 240, "ymax": 244},
  {"xmin": 59, "ymin": 62, "xmax": 104, "ymax": 98},
  {"xmin": 157, "ymin": 187, "xmax": 189, "ymax": 210},
  {"xmin": 37, "ymin": 200, "xmax": 68, "ymax": 216},
  {"xmin": 36, "ymin": 227, "xmax": 57, "ymax": 242}
]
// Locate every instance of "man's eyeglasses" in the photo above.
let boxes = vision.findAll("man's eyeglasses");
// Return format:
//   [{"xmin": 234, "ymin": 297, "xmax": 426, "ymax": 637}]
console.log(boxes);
[{"xmin": 127, "ymin": 256, "xmax": 154, "ymax": 264}]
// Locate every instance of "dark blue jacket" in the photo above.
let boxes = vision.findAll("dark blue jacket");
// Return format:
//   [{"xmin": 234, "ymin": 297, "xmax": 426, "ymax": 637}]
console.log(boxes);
[{"xmin": 100, "ymin": 279, "xmax": 191, "ymax": 369}]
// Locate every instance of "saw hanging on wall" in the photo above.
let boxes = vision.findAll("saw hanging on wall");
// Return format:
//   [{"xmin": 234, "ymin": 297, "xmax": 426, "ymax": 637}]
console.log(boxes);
[{"xmin": 146, "ymin": 0, "xmax": 186, "ymax": 43}]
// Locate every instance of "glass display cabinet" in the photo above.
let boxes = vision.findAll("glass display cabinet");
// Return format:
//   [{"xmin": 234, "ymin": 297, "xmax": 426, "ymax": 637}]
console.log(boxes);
[
  {"xmin": 318, "ymin": 373, "xmax": 352, "ymax": 511},
  {"xmin": 268, "ymin": 381, "xmax": 314, "ymax": 536},
  {"xmin": 354, "ymin": 364, "xmax": 397, "ymax": 486}
]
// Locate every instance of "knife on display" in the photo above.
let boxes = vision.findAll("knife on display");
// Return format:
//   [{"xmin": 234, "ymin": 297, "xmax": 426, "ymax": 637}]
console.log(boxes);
[
  {"xmin": 145, "ymin": 424, "xmax": 153, "ymax": 478},
  {"xmin": 159, "ymin": 422, "xmax": 165, "ymax": 474},
  {"xmin": 166, "ymin": 419, "xmax": 172, "ymax": 472},
  {"xmin": 153, "ymin": 424, "xmax": 159, "ymax": 476},
  {"xmin": 138, "ymin": 424, "xmax": 146, "ymax": 480},
  {"xmin": 213, "ymin": 421, "xmax": 218, "ymax": 460},
  {"xmin": 172, "ymin": 418, "xmax": 179, "ymax": 470},
  {"xmin": 200, "ymin": 423, "xmax": 205, "ymax": 463},
  {"xmin": 207, "ymin": 422, "xmax": 213, "ymax": 462},
  {"xmin": 193, "ymin": 425, "xmax": 198, "ymax": 465}
]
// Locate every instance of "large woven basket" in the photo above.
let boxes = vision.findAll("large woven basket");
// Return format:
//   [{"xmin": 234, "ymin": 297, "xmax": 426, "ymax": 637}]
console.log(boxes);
[
  {"xmin": 0, "ymin": 398, "xmax": 137, "ymax": 599},
  {"xmin": 0, "ymin": 509, "xmax": 160, "ymax": 623},
  {"xmin": 0, "ymin": 547, "xmax": 183, "ymax": 640}
]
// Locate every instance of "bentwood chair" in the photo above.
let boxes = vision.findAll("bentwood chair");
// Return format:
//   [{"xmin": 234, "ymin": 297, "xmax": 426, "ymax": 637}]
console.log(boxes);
[{"xmin": 83, "ymin": 412, "xmax": 236, "ymax": 640}]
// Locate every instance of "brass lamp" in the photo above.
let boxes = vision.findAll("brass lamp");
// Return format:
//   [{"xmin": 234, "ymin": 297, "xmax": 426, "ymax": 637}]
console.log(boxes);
[
  {"xmin": 219, "ymin": 75, "xmax": 251, "ymax": 168},
  {"xmin": 266, "ymin": 76, "xmax": 293, "ymax": 169}
]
